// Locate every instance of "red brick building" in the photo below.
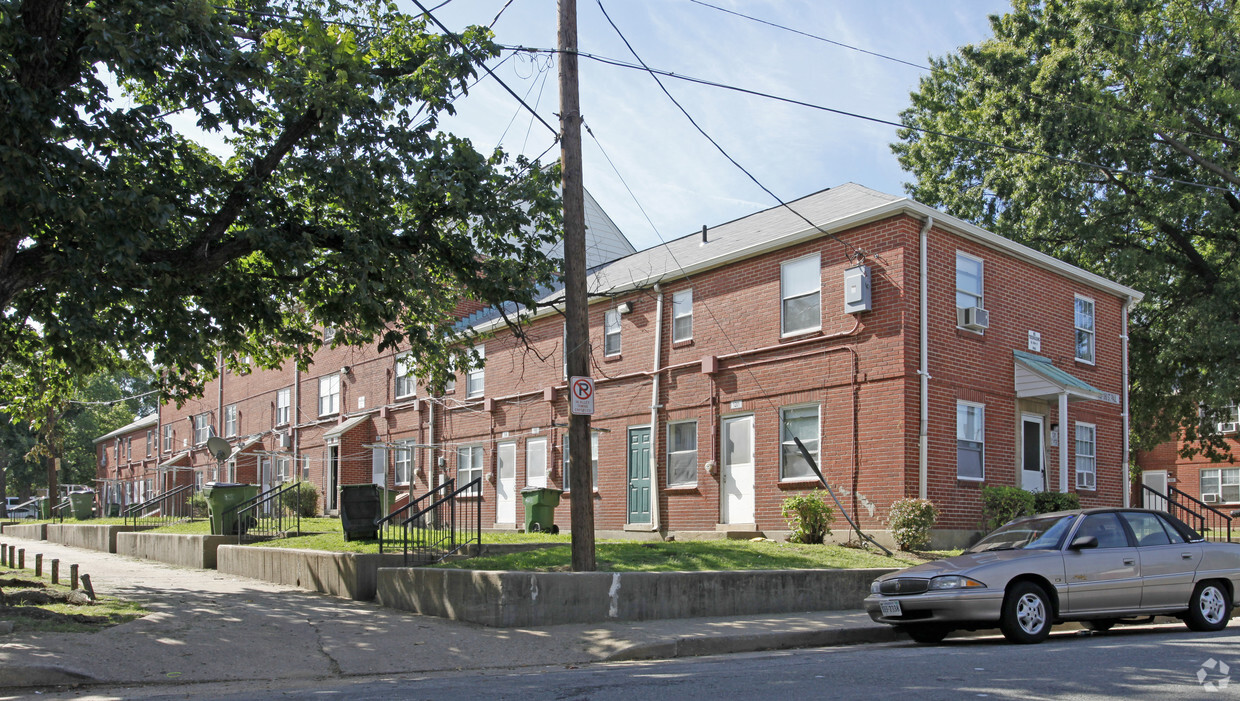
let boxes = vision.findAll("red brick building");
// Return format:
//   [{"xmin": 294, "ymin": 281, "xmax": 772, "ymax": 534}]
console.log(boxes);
[
  {"xmin": 97, "ymin": 184, "xmax": 1141, "ymax": 546},
  {"xmin": 1136, "ymin": 423, "xmax": 1240, "ymax": 516}
]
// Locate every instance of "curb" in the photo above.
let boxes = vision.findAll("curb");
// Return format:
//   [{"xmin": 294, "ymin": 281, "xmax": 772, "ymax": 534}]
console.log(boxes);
[
  {"xmin": 0, "ymin": 663, "xmax": 96, "ymax": 688},
  {"xmin": 606, "ymin": 626, "xmax": 907, "ymax": 661}
]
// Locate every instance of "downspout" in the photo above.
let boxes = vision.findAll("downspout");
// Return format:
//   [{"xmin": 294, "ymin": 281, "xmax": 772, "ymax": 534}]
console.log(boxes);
[
  {"xmin": 293, "ymin": 363, "xmax": 301, "ymax": 481},
  {"xmin": 1122, "ymin": 297, "xmax": 1132, "ymax": 508},
  {"xmin": 648, "ymin": 284, "xmax": 665, "ymax": 533},
  {"xmin": 918, "ymin": 216, "xmax": 934, "ymax": 500}
]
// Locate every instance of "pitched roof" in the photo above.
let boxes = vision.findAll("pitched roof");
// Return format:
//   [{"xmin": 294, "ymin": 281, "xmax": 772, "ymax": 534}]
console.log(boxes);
[{"xmin": 93, "ymin": 413, "xmax": 158, "ymax": 444}]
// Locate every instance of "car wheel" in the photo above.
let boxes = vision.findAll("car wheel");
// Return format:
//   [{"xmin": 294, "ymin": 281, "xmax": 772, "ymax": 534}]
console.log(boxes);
[
  {"xmin": 903, "ymin": 625, "xmax": 951, "ymax": 644},
  {"xmin": 1001, "ymin": 582, "xmax": 1053, "ymax": 644},
  {"xmin": 1082, "ymin": 619, "xmax": 1117, "ymax": 632},
  {"xmin": 1185, "ymin": 581, "xmax": 1232, "ymax": 632}
]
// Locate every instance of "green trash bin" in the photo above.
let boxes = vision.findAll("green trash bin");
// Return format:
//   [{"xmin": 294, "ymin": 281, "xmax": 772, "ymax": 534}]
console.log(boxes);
[
  {"xmin": 36, "ymin": 497, "xmax": 50, "ymax": 520},
  {"xmin": 69, "ymin": 492, "xmax": 95, "ymax": 520},
  {"xmin": 204, "ymin": 483, "xmax": 260, "ymax": 535},
  {"xmin": 339, "ymin": 484, "xmax": 382, "ymax": 541},
  {"xmin": 521, "ymin": 486, "xmax": 563, "ymax": 534}
]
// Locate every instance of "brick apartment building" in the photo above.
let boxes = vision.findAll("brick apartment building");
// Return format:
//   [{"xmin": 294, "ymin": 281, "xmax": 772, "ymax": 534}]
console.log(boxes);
[
  {"xmin": 1136, "ymin": 419, "xmax": 1240, "ymax": 516},
  {"xmin": 97, "ymin": 183, "xmax": 1141, "ymax": 546}
]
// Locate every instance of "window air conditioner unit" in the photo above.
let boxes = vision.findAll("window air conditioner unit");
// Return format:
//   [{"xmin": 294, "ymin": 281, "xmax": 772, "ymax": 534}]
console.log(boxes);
[
  {"xmin": 1219, "ymin": 422, "xmax": 1237, "ymax": 434},
  {"xmin": 957, "ymin": 306, "xmax": 990, "ymax": 331},
  {"xmin": 277, "ymin": 431, "xmax": 292, "ymax": 449},
  {"xmin": 1204, "ymin": 494, "xmax": 1218, "ymax": 503}
]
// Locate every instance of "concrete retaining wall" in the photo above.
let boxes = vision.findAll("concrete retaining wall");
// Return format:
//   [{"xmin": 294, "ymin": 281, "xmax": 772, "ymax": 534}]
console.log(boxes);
[
  {"xmin": 46, "ymin": 524, "xmax": 145, "ymax": 553},
  {"xmin": 116, "ymin": 532, "xmax": 234, "ymax": 569},
  {"xmin": 217, "ymin": 546, "xmax": 408, "ymax": 600},
  {"xmin": 1, "ymin": 523, "xmax": 47, "ymax": 541},
  {"xmin": 376, "ymin": 567, "xmax": 898, "ymax": 627}
]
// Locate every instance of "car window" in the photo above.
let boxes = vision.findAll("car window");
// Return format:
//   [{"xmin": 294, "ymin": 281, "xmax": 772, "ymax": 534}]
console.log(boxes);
[
  {"xmin": 1154, "ymin": 514, "xmax": 1187, "ymax": 544},
  {"xmin": 1120, "ymin": 512, "xmax": 1172, "ymax": 546},
  {"xmin": 1076, "ymin": 513, "xmax": 1131, "ymax": 548},
  {"xmin": 966, "ymin": 514, "xmax": 1076, "ymax": 553}
]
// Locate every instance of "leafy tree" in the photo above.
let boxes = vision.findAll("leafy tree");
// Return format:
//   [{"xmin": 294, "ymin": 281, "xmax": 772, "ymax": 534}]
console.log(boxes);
[
  {"xmin": 0, "ymin": 0, "xmax": 562, "ymax": 430},
  {"xmin": 894, "ymin": 0, "xmax": 1240, "ymax": 457}
]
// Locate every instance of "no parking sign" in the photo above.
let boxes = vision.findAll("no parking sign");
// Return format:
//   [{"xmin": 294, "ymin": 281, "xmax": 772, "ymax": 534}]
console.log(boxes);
[{"xmin": 569, "ymin": 376, "xmax": 594, "ymax": 415}]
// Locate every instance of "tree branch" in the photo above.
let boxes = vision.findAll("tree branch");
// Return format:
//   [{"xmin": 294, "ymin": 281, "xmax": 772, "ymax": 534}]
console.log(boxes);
[{"xmin": 1154, "ymin": 132, "xmax": 1240, "ymax": 189}]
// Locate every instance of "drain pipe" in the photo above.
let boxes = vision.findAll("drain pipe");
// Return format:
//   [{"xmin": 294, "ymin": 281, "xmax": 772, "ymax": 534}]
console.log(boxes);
[
  {"xmin": 648, "ymin": 284, "xmax": 665, "ymax": 533},
  {"xmin": 1121, "ymin": 297, "xmax": 1132, "ymax": 508},
  {"xmin": 919, "ymin": 215, "xmax": 934, "ymax": 500}
]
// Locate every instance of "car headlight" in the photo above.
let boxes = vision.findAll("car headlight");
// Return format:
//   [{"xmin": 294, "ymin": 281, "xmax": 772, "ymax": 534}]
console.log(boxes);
[
  {"xmin": 870, "ymin": 580, "xmax": 883, "ymax": 594},
  {"xmin": 928, "ymin": 575, "xmax": 986, "ymax": 590}
]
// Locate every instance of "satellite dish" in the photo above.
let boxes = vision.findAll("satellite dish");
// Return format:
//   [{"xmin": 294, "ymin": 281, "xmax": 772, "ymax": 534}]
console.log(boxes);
[{"xmin": 205, "ymin": 436, "xmax": 232, "ymax": 462}]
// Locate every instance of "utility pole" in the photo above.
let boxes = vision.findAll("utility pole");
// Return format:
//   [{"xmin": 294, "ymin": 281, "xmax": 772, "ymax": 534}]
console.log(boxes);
[{"xmin": 559, "ymin": 0, "xmax": 596, "ymax": 572}]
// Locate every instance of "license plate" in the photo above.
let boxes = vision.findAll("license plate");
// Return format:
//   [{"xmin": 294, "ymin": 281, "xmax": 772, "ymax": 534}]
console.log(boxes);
[{"xmin": 880, "ymin": 600, "xmax": 902, "ymax": 617}]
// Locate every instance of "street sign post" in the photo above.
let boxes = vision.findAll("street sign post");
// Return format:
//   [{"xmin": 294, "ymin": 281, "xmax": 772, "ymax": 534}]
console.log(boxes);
[{"xmin": 569, "ymin": 376, "xmax": 594, "ymax": 416}]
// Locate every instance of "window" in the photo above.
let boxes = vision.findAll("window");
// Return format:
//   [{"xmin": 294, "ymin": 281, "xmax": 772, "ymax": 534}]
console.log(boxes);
[
  {"xmin": 1119, "ymin": 511, "xmax": 1185, "ymax": 546},
  {"xmin": 276, "ymin": 457, "xmax": 292, "ymax": 483},
  {"xmin": 193, "ymin": 413, "xmax": 211, "ymax": 445},
  {"xmin": 1075, "ymin": 295, "xmax": 1095, "ymax": 364},
  {"xmin": 672, "ymin": 289, "xmax": 693, "ymax": 342},
  {"xmin": 444, "ymin": 376, "xmax": 455, "ymax": 393},
  {"xmin": 457, "ymin": 445, "xmax": 484, "ymax": 494},
  {"xmin": 957, "ymin": 401, "xmax": 985, "ymax": 480},
  {"xmin": 115, "ymin": 439, "xmax": 121, "ymax": 461},
  {"xmin": 126, "ymin": 437, "xmax": 132, "ymax": 459},
  {"xmin": 562, "ymin": 432, "xmax": 599, "ymax": 492},
  {"xmin": 604, "ymin": 309, "xmax": 622, "ymax": 356},
  {"xmin": 466, "ymin": 345, "xmax": 485, "ymax": 399},
  {"xmin": 781, "ymin": 405, "xmax": 820, "ymax": 480},
  {"xmin": 276, "ymin": 387, "xmax": 291, "ymax": 426},
  {"xmin": 1075, "ymin": 513, "xmax": 1130, "ymax": 548},
  {"xmin": 1201, "ymin": 467, "xmax": 1240, "ymax": 504},
  {"xmin": 395, "ymin": 352, "xmax": 415, "ymax": 398},
  {"xmin": 195, "ymin": 470, "xmax": 204, "ymax": 491},
  {"xmin": 223, "ymin": 459, "xmax": 236, "ymax": 483},
  {"xmin": 668, "ymin": 421, "xmax": 698, "ymax": 486},
  {"xmin": 162, "ymin": 424, "xmax": 172, "ymax": 453},
  {"xmin": 394, "ymin": 442, "xmax": 413, "ymax": 485},
  {"xmin": 526, "ymin": 437, "xmax": 548, "ymax": 487},
  {"xmin": 1075, "ymin": 422, "xmax": 1096, "ymax": 489},
  {"xmin": 318, "ymin": 374, "xmax": 340, "ymax": 416},
  {"xmin": 781, "ymin": 254, "xmax": 821, "ymax": 336},
  {"xmin": 224, "ymin": 404, "xmax": 238, "ymax": 437},
  {"xmin": 146, "ymin": 430, "xmax": 154, "ymax": 458},
  {"xmin": 956, "ymin": 253, "xmax": 983, "ymax": 310},
  {"xmin": 100, "ymin": 449, "xmax": 108, "ymax": 468},
  {"xmin": 562, "ymin": 322, "xmax": 569, "ymax": 379}
]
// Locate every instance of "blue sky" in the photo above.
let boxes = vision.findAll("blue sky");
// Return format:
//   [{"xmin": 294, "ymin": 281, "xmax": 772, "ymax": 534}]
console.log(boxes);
[{"xmin": 426, "ymin": 0, "xmax": 1013, "ymax": 252}]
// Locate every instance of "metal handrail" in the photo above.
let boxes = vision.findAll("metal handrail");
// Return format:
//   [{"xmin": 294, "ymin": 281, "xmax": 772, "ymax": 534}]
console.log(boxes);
[
  {"xmin": 377, "ymin": 480, "xmax": 454, "ymax": 554},
  {"xmin": 1142, "ymin": 483, "xmax": 1233, "ymax": 542},
  {"xmin": 123, "ymin": 483, "xmax": 196, "ymax": 529},
  {"xmin": 397, "ymin": 478, "xmax": 482, "ymax": 566},
  {"xmin": 51, "ymin": 498, "xmax": 72, "ymax": 523},
  {"xmin": 233, "ymin": 482, "xmax": 303, "ymax": 543}
]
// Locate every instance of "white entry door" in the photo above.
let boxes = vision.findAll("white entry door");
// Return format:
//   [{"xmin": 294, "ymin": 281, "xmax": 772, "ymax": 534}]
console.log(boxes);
[
  {"xmin": 496, "ymin": 442, "xmax": 517, "ymax": 525},
  {"xmin": 721, "ymin": 415, "xmax": 755, "ymax": 524},
  {"xmin": 1021, "ymin": 415, "xmax": 1045, "ymax": 492},
  {"xmin": 1142, "ymin": 471, "xmax": 1168, "ymax": 511}
]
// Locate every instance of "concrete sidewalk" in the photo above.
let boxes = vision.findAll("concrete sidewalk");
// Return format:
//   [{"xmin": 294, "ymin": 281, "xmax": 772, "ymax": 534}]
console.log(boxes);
[{"xmin": 0, "ymin": 535, "xmax": 904, "ymax": 690}]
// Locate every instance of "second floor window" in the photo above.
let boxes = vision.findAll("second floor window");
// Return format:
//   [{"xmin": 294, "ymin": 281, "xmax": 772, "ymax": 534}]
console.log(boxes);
[
  {"xmin": 466, "ymin": 345, "xmax": 485, "ymax": 398},
  {"xmin": 276, "ymin": 387, "xmax": 291, "ymax": 426},
  {"xmin": 604, "ymin": 309, "xmax": 622, "ymax": 356},
  {"xmin": 146, "ymin": 430, "xmax": 154, "ymax": 458},
  {"xmin": 319, "ymin": 374, "xmax": 340, "ymax": 416},
  {"xmin": 224, "ymin": 404, "xmax": 238, "ymax": 437},
  {"xmin": 956, "ymin": 252, "xmax": 983, "ymax": 310},
  {"xmin": 1075, "ymin": 295, "xmax": 1095, "ymax": 363},
  {"xmin": 781, "ymin": 254, "xmax": 821, "ymax": 336},
  {"xmin": 193, "ymin": 413, "xmax": 211, "ymax": 445},
  {"xmin": 395, "ymin": 352, "xmax": 415, "ymax": 398},
  {"xmin": 162, "ymin": 424, "xmax": 173, "ymax": 453},
  {"xmin": 672, "ymin": 289, "xmax": 693, "ymax": 342}
]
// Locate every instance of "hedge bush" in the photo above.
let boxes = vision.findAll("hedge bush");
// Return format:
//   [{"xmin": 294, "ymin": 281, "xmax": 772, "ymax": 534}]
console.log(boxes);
[
  {"xmin": 983, "ymin": 486, "xmax": 1083, "ymax": 531},
  {"xmin": 188, "ymin": 493, "xmax": 209, "ymax": 518},
  {"xmin": 1033, "ymin": 490, "xmax": 1080, "ymax": 514},
  {"xmin": 781, "ymin": 491, "xmax": 833, "ymax": 544},
  {"xmin": 279, "ymin": 481, "xmax": 320, "ymax": 517},
  {"xmin": 888, "ymin": 498, "xmax": 938, "ymax": 551}
]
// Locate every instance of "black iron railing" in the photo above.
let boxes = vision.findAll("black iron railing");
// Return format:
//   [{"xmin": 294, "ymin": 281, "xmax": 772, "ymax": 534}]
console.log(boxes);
[
  {"xmin": 123, "ymin": 483, "xmax": 196, "ymax": 529},
  {"xmin": 1142, "ymin": 484, "xmax": 1233, "ymax": 542},
  {"xmin": 6, "ymin": 498, "xmax": 39, "ymax": 520},
  {"xmin": 400, "ymin": 478, "xmax": 482, "ymax": 566},
  {"xmin": 51, "ymin": 498, "xmax": 72, "ymax": 523},
  {"xmin": 234, "ymin": 482, "xmax": 303, "ymax": 543},
  {"xmin": 377, "ymin": 480, "xmax": 454, "ymax": 554}
]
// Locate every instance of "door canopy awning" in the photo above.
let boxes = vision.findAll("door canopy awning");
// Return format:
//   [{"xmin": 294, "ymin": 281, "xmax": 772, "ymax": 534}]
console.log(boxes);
[
  {"xmin": 1013, "ymin": 351, "xmax": 1120, "ymax": 404},
  {"xmin": 322, "ymin": 412, "xmax": 374, "ymax": 444}
]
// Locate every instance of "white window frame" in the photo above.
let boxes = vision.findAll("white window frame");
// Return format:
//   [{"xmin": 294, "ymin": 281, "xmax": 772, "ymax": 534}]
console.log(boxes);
[
  {"xmin": 457, "ymin": 445, "xmax": 484, "ymax": 494},
  {"xmin": 318, "ymin": 374, "xmax": 340, "ymax": 417},
  {"xmin": 1075, "ymin": 422, "xmax": 1097, "ymax": 490},
  {"xmin": 224, "ymin": 404, "xmax": 238, "ymax": 438},
  {"xmin": 956, "ymin": 252, "xmax": 984, "ymax": 312},
  {"xmin": 667, "ymin": 420, "xmax": 698, "ymax": 487},
  {"xmin": 276, "ymin": 387, "xmax": 291, "ymax": 427},
  {"xmin": 956, "ymin": 401, "xmax": 985, "ymax": 481},
  {"xmin": 604, "ymin": 309, "xmax": 622, "ymax": 356},
  {"xmin": 1201, "ymin": 467, "xmax": 1240, "ymax": 504},
  {"xmin": 1075, "ymin": 294, "xmax": 1096, "ymax": 365},
  {"xmin": 672, "ymin": 289, "xmax": 693, "ymax": 342},
  {"xmin": 276, "ymin": 456, "xmax": 292, "ymax": 483},
  {"xmin": 193, "ymin": 413, "xmax": 211, "ymax": 445},
  {"xmin": 394, "ymin": 441, "xmax": 413, "ymax": 486},
  {"xmin": 162, "ymin": 424, "xmax": 173, "ymax": 453},
  {"xmin": 526, "ymin": 437, "xmax": 548, "ymax": 488},
  {"xmin": 394, "ymin": 352, "xmax": 416, "ymax": 399},
  {"xmin": 146, "ymin": 430, "xmax": 154, "ymax": 458},
  {"xmin": 780, "ymin": 404, "xmax": 821, "ymax": 480},
  {"xmin": 466, "ymin": 345, "xmax": 485, "ymax": 399},
  {"xmin": 562, "ymin": 432, "xmax": 599, "ymax": 492},
  {"xmin": 780, "ymin": 253, "xmax": 822, "ymax": 337}
]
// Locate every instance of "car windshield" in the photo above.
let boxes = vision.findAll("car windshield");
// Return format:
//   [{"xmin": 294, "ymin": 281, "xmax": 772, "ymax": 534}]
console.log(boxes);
[{"xmin": 965, "ymin": 514, "xmax": 1077, "ymax": 553}]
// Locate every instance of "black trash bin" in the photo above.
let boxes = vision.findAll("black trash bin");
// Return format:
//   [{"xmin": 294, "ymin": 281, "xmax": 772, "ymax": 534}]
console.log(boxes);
[{"xmin": 339, "ymin": 484, "xmax": 383, "ymax": 541}]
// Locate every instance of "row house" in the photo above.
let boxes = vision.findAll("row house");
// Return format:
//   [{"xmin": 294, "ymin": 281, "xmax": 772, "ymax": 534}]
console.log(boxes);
[
  {"xmin": 1136, "ymin": 417, "xmax": 1240, "ymax": 516},
  {"xmin": 97, "ymin": 183, "xmax": 1141, "ymax": 546}
]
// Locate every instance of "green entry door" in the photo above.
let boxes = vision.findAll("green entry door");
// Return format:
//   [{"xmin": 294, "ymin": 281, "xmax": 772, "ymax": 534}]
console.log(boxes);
[{"xmin": 627, "ymin": 427, "xmax": 652, "ymax": 524}]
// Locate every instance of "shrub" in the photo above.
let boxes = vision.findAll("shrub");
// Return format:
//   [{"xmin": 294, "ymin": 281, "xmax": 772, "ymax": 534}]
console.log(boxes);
[
  {"xmin": 279, "ymin": 481, "xmax": 319, "ymax": 517},
  {"xmin": 981, "ymin": 485, "xmax": 1035, "ymax": 531},
  {"xmin": 188, "ymin": 493, "xmax": 209, "ymax": 518},
  {"xmin": 781, "ymin": 491, "xmax": 833, "ymax": 544},
  {"xmin": 1033, "ymin": 490, "xmax": 1080, "ymax": 514},
  {"xmin": 888, "ymin": 498, "xmax": 938, "ymax": 551}
]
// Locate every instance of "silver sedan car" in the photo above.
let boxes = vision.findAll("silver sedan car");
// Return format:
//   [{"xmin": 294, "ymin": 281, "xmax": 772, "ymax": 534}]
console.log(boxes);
[{"xmin": 864, "ymin": 508, "xmax": 1240, "ymax": 644}]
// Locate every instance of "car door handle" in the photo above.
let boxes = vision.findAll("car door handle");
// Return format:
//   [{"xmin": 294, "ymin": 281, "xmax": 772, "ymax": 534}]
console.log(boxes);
[
  {"xmin": 1182, "ymin": 553, "xmax": 1194, "ymax": 560},
  {"xmin": 1123, "ymin": 558, "xmax": 1135, "ymax": 566}
]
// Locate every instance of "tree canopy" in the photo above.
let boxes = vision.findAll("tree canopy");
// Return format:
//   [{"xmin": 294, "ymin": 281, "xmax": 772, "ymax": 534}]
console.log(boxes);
[
  {"xmin": 1, "ymin": 0, "xmax": 562, "ymax": 428},
  {"xmin": 894, "ymin": 0, "xmax": 1240, "ymax": 457}
]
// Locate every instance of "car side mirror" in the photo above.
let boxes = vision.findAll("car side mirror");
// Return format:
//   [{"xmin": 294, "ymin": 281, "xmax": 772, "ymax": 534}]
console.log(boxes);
[{"xmin": 1069, "ymin": 535, "xmax": 1098, "ymax": 550}]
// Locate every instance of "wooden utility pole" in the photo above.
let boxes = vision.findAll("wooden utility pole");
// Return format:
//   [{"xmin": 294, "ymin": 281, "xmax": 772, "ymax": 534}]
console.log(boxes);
[{"xmin": 559, "ymin": 0, "xmax": 596, "ymax": 572}]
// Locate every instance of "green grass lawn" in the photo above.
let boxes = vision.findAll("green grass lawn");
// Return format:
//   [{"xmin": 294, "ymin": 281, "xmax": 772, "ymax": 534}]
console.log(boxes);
[{"xmin": 0, "ymin": 572, "xmax": 147, "ymax": 633}]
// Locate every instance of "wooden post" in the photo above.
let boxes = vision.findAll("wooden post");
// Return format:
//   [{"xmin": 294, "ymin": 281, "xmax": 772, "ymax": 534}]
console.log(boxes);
[
  {"xmin": 80, "ymin": 574, "xmax": 95, "ymax": 601},
  {"xmin": 51, "ymin": 558, "xmax": 59, "ymax": 584},
  {"xmin": 0, "ymin": 542, "xmax": 6, "ymax": 566},
  {"xmin": 17, "ymin": 548, "xmax": 23, "ymax": 570},
  {"xmin": 35, "ymin": 553, "xmax": 42, "ymax": 577},
  {"xmin": 70, "ymin": 563, "xmax": 78, "ymax": 590},
  {"xmin": 6, "ymin": 545, "xmax": 13, "ymax": 567}
]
